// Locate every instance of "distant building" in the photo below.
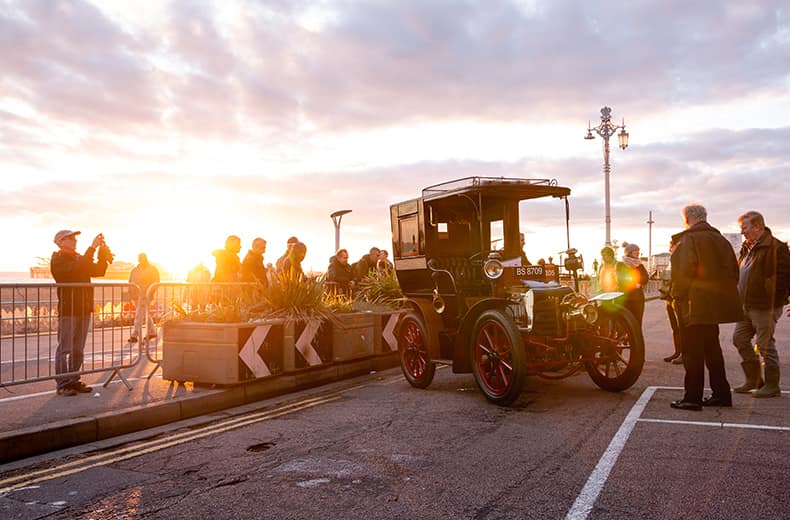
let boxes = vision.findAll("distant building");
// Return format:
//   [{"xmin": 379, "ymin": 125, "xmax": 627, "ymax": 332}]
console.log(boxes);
[{"xmin": 650, "ymin": 252, "xmax": 671, "ymax": 277}]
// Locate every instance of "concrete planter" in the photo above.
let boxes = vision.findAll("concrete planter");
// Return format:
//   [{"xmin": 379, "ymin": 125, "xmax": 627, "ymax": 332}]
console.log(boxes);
[
  {"xmin": 329, "ymin": 312, "xmax": 376, "ymax": 361},
  {"xmin": 162, "ymin": 319, "xmax": 285, "ymax": 384}
]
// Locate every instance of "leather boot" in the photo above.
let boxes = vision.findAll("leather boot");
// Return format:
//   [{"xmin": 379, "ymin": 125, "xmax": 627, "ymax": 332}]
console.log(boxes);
[
  {"xmin": 733, "ymin": 360, "xmax": 763, "ymax": 394},
  {"xmin": 753, "ymin": 367, "xmax": 781, "ymax": 398}
]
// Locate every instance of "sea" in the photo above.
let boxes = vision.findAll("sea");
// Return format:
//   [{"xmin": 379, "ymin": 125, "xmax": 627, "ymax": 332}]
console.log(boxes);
[{"xmin": 0, "ymin": 272, "xmax": 51, "ymax": 284}]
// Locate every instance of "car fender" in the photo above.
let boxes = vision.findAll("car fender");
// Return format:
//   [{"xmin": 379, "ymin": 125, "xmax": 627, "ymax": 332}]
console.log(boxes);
[
  {"xmin": 404, "ymin": 297, "xmax": 444, "ymax": 360},
  {"xmin": 452, "ymin": 298, "xmax": 512, "ymax": 373}
]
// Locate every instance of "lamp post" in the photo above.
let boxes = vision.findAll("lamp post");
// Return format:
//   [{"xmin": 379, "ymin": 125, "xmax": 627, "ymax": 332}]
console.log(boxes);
[
  {"xmin": 646, "ymin": 210, "xmax": 654, "ymax": 275},
  {"xmin": 330, "ymin": 210, "xmax": 352, "ymax": 252},
  {"xmin": 585, "ymin": 106, "xmax": 629, "ymax": 246}
]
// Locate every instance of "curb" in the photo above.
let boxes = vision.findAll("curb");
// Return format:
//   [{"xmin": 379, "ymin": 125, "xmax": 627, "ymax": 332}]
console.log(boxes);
[{"xmin": 0, "ymin": 353, "xmax": 399, "ymax": 463}]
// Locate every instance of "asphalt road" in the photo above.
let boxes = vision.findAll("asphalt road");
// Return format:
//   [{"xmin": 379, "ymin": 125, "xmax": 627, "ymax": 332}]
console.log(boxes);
[{"xmin": 1, "ymin": 300, "xmax": 789, "ymax": 520}]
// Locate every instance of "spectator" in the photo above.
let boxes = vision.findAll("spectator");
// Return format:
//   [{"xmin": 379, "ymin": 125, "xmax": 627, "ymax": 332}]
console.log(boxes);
[
  {"xmin": 187, "ymin": 262, "xmax": 210, "ymax": 283},
  {"xmin": 354, "ymin": 247, "xmax": 380, "ymax": 281},
  {"xmin": 731, "ymin": 211, "xmax": 790, "ymax": 398},
  {"xmin": 377, "ymin": 249, "xmax": 394, "ymax": 272},
  {"xmin": 519, "ymin": 233, "xmax": 532, "ymax": 266},
  {"xmin": 597, "ymin": 246, "xmax": 618, "ymax": 293},
  {"xmin": 281, "ymin": 241, "xmax": 307, "ymax": 280},
  {"xmin": 618, "ymin": 242, "xmax": 649, "ymax": 325},
  {"xmin": 212, "ymin": 235, "xmax": 242, "ymax": 282},
  {"xmin": 50, "ymin": 230, "xmax": 109, "ymax": 396},
  {"xmin": 241, "ymin": 237, "xmax": 268, "ymax": 288},
  {"xmin": 276, "ymin": 236, "xmax": 299, "ymax": 275},
  {"xmin": 327, "ymin": 248, "xmax": 355, "ymax": 294},
  {"xmin": 128, "ymin": 253, "xmax": 160, "ymax": 343},
  {"xmin": 670, "ymin": 204, "xmax": 742, "ymax": 410},
  {"xmin": 187, "ymin": 262, "xmax": 211, "ymax": 309},
  {"xmin": 660, "ymin": 239, "xmax": 683, "ymax": 364}
]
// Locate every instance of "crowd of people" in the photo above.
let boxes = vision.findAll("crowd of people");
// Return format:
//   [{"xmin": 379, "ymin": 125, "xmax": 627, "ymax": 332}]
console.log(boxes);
[
  {"xmin": 48, "ymin": 207, "xmax": 790, "ymax": 401},
  {"xmin": 594, "ymin": 206, "xmax": 790, "ymax": 410}
]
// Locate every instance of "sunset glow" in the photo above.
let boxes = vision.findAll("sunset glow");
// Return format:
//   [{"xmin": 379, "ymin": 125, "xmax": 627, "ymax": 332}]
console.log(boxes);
[{"xmin": 2, "ymin": 1, "xmax": 788, "ymax": 278}]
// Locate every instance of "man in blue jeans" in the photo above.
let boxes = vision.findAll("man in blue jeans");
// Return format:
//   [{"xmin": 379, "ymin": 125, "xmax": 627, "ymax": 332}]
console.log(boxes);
[
  {"xmin": 50, "ymin": 230, "xmax": 109, "ymax": 396},
  {"xmin": 732, "ymin": 211, "xmax": 790, "ymax": 398}
]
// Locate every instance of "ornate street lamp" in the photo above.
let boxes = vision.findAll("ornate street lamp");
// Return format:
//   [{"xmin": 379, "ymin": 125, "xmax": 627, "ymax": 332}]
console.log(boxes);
[
  {"xmin": 330, "ymin": 209, "xmax": 352, "ymax": 252},
  {"xmin": 585, "ymin": 106, "xmax": 629, "ymax": 246}
]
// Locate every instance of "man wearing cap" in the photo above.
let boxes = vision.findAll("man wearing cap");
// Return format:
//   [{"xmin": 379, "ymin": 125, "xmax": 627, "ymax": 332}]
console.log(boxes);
[{"xmin": 51, "ymin": 230, "xmax": 109, "ymax": 396}]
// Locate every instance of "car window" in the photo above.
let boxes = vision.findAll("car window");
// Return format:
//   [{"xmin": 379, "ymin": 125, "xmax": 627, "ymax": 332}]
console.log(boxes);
[{"xmin": 399, "ymin": 216, "xmax": 420, "ymax": 257}]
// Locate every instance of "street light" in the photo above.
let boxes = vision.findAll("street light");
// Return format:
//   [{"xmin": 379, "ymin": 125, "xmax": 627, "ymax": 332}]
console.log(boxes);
[
  {"xmin": 330, "ymin": 209, "xmax": 352, "ymax": 252},
  {"xmin": 585, "ymin": 106, "xmax": 629, "ymax": 246}
]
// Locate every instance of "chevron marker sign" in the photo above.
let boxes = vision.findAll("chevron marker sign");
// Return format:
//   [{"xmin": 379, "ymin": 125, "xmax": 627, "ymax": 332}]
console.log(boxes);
[
  {"xmin": 295, "ymin": 319, "xmax": 323, "ymax": 366},
  {"xmin": 383, "ymin": 313, "xmax": 399, "ymax": 351},
  {"xmin": 239, "ymin": 325, "xmax": 273, "ymax": 378}
]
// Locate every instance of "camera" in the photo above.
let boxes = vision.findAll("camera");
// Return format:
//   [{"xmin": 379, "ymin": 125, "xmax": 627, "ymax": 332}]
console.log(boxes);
[{"xmin": 98, "ymin": 240, "xmax": 114, "ymax": 264}]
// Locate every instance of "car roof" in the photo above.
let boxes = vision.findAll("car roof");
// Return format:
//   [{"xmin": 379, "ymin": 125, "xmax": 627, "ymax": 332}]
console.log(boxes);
[{"xmin": 421, "ymin": 176, "xmax": 571, "ymax": 202}]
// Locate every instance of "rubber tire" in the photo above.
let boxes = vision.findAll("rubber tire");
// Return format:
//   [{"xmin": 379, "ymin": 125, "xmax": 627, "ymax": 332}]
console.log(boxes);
[
  {"xmin": 398, "ymin": 312, "xmax": 436, "ymax": 389},
  {"xmin": 470, "ymin": 309, "xmax": 526, "ymax": 406},
  {"xmin": 585, "ymin": 308, "xmax": 645, "ymax": 392}
]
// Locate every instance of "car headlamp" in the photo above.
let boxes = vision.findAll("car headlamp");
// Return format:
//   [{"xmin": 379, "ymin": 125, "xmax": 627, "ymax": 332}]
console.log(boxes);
[{"xmin": 483, "ymin": 258, "xmax": 504, "ymax": 279}]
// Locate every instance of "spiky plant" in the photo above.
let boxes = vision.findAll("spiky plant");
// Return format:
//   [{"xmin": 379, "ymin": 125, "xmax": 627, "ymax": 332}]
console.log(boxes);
[
  {"xmin": 251, "ymin": 270, "xmax": 329, "ymax": 323},
  {"xmin": 355, "ymin": 269, "xmax": 404, "ymax": 310}
]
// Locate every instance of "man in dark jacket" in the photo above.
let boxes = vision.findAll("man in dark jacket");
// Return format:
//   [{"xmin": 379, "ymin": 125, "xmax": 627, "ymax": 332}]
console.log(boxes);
[
  {"xmin": 241, "ymin": 237, "xmax": 268, "ymax": 288},
  {"xmin": 354, "ymin": 247, "xmax": 380, "ymax": 282},
  {"xmin": 670, "ymin": 204, "xmax": 743, "ymax": 410},
  {"xmin": 327, "ymin": 248, "xmax": 355, "ymax": 294},
  {"xmin": 50, "ymin": 230, "xmax": 109, "ymax": 396},
  {"xmin": 731, "ymin": 211, "xmax": 790, "ymax": 398}
]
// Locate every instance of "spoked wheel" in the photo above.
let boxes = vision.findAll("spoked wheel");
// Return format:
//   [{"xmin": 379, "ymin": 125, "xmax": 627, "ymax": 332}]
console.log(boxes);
[
  {"xmin": 585, "ymin": 308, "xmax": 644, "ymax": 391},
  {"xmin": 471, "ymin": 309, "xmax": 526, "ymax": 406},
  {"xmin": 398, "ymin": 312, "xmax": 436, "ymax": 388}
]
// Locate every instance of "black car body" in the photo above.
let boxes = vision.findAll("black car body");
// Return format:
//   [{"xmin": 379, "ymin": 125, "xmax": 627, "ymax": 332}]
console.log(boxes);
[{"xmin": 390, "ymin": 177, "xmax": 644, "ymax": 405}]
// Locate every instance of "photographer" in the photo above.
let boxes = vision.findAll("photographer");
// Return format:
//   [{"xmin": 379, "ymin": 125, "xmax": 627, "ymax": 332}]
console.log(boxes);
[{"xmin": 50, "ymin": 230, "xmax": 110, "ymax": 396}]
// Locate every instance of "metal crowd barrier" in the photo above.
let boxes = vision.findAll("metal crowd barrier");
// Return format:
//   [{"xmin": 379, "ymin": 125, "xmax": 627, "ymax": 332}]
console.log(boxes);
[
  {"xmin": 0, "ymin": 282, "xmax": 140, "ymax": 390},
  {"xmin": 0, "ymin": 281, "xmax": 260, "ymax": 390}
]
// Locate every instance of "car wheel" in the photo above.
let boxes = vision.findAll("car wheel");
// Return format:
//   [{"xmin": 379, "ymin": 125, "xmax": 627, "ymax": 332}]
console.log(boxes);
[
  {"xmin": 585, "ymin": 308, "xmax": 645, "ymax": 392},
  {"xmin": 398, "ymin": 312, "xmax": 436, "ymax": 388},
  {"xmin": 470, "ymin": 309, "xmax": 526, "ymax": 406}
]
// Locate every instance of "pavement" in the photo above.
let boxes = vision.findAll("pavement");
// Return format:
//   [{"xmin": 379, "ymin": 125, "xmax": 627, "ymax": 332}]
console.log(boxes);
[
  {"xmin": 0, "ymin": 350, "xmax": 399, "ymax": 463},
  {"xmin": 2, "ymin": 295, "xmax": 788, "ymax": 465}
]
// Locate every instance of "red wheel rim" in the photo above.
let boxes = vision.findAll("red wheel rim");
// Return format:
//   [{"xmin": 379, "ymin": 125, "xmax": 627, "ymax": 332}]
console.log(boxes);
[
  {"xmin": 592, "ymin": 317, "xmax": 631, "ymax": 379},
  {"xmin": 400, "ymin": 319, "xmax": 428, "ymax": 379},
  {"xmin": 474, "ymin": 319, "xmax": 514, "ymax": 396}
]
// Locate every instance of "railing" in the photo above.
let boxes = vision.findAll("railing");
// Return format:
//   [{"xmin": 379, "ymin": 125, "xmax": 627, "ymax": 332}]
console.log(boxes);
[
  {"xmin": 1, "ymin": 282, "xmax": 140, "ymax": 389},
  {"xmin": 0, "ymin": 281, "xmax": 261, "ymax": 389}
]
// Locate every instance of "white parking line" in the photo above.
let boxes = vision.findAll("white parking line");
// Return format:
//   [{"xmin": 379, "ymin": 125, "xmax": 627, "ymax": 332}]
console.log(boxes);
[
  {"xmin": 565, "ymin": 386, "xmax": 657, "ymax": 520},
  {"xmin": 565, "ymin": 385, "xmax": 789, "ymax": 520},
  {"xmin": 638, "ymin": 418, "xmax": 790, "ymax": 431}
]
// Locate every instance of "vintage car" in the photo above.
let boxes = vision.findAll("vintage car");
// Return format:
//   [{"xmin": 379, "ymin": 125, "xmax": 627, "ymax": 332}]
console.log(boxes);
[{"xmin": 389, "ymin": 176, "xmax": 644, "ymax": 405}]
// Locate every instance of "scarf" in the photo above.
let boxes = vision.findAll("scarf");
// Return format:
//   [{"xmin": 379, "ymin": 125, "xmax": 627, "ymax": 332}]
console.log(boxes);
[{"xmin": 622, "ymin": 256, "xmax": 641, "ymax": 268}]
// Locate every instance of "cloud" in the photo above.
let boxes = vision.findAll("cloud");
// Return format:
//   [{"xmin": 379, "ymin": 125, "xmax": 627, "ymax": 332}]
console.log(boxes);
[{"xmin": 3, "ymin": 0, "xmax": 788, "ymax": 140}]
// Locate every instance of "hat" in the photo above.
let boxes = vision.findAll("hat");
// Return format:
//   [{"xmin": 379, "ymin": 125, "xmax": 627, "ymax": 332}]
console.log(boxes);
[
  {"xmin": 54, "ymin": 229, "xmax": 80, "ymax": 244},
  {"xmin": 623, "ymin": 242, "xmax": 640, "ymax": 255}
]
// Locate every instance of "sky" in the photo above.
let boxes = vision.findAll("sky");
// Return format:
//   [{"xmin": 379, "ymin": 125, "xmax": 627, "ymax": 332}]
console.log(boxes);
[{"xmin": 1, "ymin": 0, "xmax": 789, "ymax": 278}]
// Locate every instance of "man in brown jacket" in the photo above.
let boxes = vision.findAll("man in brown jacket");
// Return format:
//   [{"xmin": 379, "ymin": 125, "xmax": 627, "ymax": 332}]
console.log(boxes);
[
  {"xmin": 731, "ymin": 211, "xmax": 790, "ymax": 398},
  {"xmin": 670, "ymin": 204, "xmax": 743, "ymax": 410}
]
